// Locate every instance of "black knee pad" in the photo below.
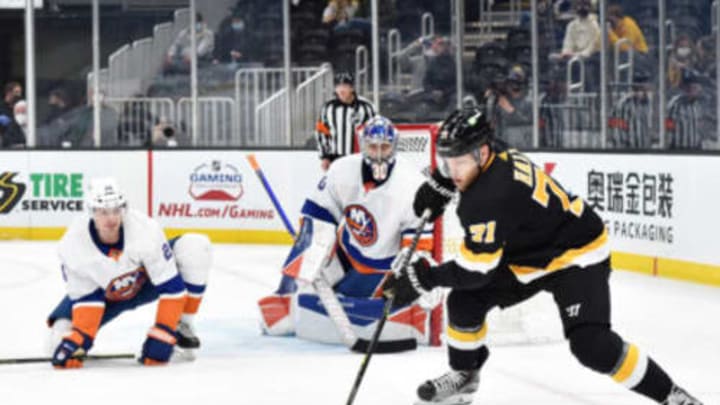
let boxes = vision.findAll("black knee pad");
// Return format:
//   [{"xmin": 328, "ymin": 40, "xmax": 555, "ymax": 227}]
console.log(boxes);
[{"xmin": 567, "ymin": 325, "xmax": 624, "ymax": 374}]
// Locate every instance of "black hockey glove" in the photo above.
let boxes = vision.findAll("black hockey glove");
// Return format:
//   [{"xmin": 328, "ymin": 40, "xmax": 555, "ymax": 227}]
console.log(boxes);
[
  {"xmin": 414, "ymin": 169, "xmax": 456, "ymax": 222},
  {"xmin": 382, "ymin": 258, "xmax": 434, "ymax": 307}
]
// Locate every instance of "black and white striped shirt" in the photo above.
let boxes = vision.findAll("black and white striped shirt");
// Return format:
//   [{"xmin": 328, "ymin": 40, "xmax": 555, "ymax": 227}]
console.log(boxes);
[
  {"xmin": 315, "ymin": 94, "xmax": 376, "ymax": 159},
  {"xmin": 666, "ymin": 95, "xmax": 702, "ymax": 149},
  {"xmin": 608, "ymin": 93, "xmax": 652, "ymax": 149}
]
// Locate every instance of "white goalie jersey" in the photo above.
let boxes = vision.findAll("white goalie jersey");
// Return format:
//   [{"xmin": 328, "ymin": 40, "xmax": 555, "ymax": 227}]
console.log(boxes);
[{"xmin": 300, "ymin": 153, "xmax": 434, "ymax": 281}]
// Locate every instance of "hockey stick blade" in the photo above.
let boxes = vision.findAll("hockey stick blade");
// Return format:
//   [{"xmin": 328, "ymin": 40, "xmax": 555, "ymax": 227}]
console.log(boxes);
[
  {"xmin": 349, "ymin": 338, "xmax": 417, "ymax": 354},
  {"xmin": 0, "ymin": 353, "xmax": 135, "ymax": 366}
]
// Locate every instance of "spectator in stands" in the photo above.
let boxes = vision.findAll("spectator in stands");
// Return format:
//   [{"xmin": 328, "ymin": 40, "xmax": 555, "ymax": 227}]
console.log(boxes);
[
  {"xmin": 152, "ymin": 118, "xmax": 178, "ymax": 147},
  {"xmin": 0, "ymin": 99, "xmax": 26, "ymax": 148},
  {"xmin": 44, "ymin": 88, "xmax": 71, "ymax": 124},
  {"xmin": 0, "ymin": 82, "xmax": 22, "ymax": 124},
  {"xmin": 488, "ymin": 64, "xmax": 533, "ymax": 148},
  {"xmin": 322, "ymin": 0, "xmax": 370, "ymax": 36},
  {"xmin": 164, "ymin": 13, "xmax": 215, "ymax": 75},
  {"xmin": 44, "ymin": 89, "xmax": 118, "ymax": 148},
  {"xmin": 0, "ymin": 82, "xmax": 24, "ymax": 148},
  {"xmin": 399, "ymin": 36, "xmax": 445, "ymax": 90},
  {"xmin": 668, "ymin": 35, "xmax": 697, "ymax": 90},
  {"xmin": 695, "ymin": 36, "xmax": 715, "ymax": 78},
  {"xmin": 608, "ymin": 69, "xmax": 653, "ymax": 149},
  {"xmin": 539, "ymin": 67, "xmax": 567, "ymax": 148},
  {"xmin": 607, "ymin": 4, "xmax": 648, "ymax": 54},
  {"xmin": 116, "ymin": 99, "xmax": 156, "ymax": 147},
  {"xmin": 213, "ymin": 9, "xmax": 254, "ymax": 65},
  {"xmin": 666, "ymin": 69, "xmax": 713, "ymax": 149},
  {"xmin": 555, "ymin": 0, "xmax": 600, "ymax": 60},
  {"xmin": 422, "ymin": 37, "xmax": 456, "ymax": 109}
]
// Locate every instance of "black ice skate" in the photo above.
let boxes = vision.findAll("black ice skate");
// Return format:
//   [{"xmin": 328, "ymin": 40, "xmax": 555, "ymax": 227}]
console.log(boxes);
[
  {"xmin": 416, "ymin": 370, "xmax": 479, "ymax": 405},
  {"xmin": 663, "ymin": 385, "xmax": 703, "ymax": 405},
  {"xmin": 176, "ymin": 321, "xmax": 200, "ymax": 349}
]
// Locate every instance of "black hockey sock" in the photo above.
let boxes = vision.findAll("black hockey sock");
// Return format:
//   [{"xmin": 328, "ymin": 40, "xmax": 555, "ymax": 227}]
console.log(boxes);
[
  {"xmin": 449, "ymin": 345, "xmax": 489, "ymax": 371},
  {"xmin": 630, "ymin": 358, "xmax": 673, "ymax": 403}
]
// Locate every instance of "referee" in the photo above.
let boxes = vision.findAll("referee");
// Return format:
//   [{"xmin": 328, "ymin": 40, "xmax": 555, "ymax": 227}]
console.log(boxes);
[
  {"xmin": 608, "ymin": 69, "xmax": 653, "ymax": 148},
  {"xmin": 666, "ymin": 69, "xmax": 705, "ymax": 150},
  {"xmin": 315, "ymin": 72, "xmax": 376, "ymax": 171}
]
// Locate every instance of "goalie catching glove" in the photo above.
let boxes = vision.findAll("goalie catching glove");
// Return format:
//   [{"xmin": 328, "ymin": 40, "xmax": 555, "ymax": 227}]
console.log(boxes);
[{"xmin": 382, "ymin": 249, "xmax": 435, "ymax": 307}]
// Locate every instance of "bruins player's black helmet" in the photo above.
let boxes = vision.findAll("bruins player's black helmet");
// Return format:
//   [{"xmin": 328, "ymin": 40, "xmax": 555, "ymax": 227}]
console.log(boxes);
[{"xmin": 436, "ymin": 108, "xmax": 494, "ymax": 158}]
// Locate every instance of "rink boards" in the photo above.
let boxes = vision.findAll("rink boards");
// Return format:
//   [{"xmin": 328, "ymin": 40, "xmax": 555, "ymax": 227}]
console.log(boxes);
[{"xmin": 0, "ymin": 148, "xmax": 718, "ymax": 287}]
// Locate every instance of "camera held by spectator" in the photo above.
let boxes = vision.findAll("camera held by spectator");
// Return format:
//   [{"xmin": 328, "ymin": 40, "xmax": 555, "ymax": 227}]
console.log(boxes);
[{"xmin": 153, "ymin": 118, "xmax": 178, "ymax": 147}]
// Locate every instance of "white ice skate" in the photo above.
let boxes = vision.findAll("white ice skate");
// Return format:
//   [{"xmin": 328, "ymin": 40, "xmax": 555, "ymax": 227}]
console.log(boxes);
[
  {"xmin": 172, "ymin": 321, "xmax": 200, "ymax": 361},
  {"xmin": 664, "ymin": 385, "xmax": 703, "ymax": 405},
  {"xmin": 415, "ymin": 370, "xmax": 479, "ymax": 405}
]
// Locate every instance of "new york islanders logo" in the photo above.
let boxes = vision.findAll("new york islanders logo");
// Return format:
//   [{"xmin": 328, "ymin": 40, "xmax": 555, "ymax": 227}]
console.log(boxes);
[
  {"xmin": 344, "ymin": 205, "xmax": 378, "ymax": 246},
  {"xmin": 105, "ymin": 268, "xmax": 148, "ymax": 302}
]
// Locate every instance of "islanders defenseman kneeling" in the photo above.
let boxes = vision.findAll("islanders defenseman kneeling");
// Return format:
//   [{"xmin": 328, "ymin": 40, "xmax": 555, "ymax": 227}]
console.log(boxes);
[
  {"xmin": 259, "ymin": 116, "xmax": 438, "ymax": 351},
  {"xmin": 46, "ymin": 178, "xmax": 212, "ymax": 368}
]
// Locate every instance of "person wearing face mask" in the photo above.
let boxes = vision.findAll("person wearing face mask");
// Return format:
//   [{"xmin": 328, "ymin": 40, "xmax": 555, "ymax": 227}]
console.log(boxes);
[
  {"xmin": 487, "ymin": 64, "xmax": 533, "ymax": 148},
  {"xmin": 0, "ymin": 99, "xmax": 26, "ymax": 148},
  {"xmin": 213, "ymin": 9, "xmax": 254, "ymax": 65},
  {"xmin": 44, "ymin": 88, "xmax": 71, "ymax": 125},
  {"xmin": 558, "ymin": 0, "xmax": 600, "ymax": 60},
  {"xmin": 668, "ymin": 35, "xmax": 696, "ymax": 90},
  {"xmin": 0, "ymin": 82, "xmax": 23, "ymax": 148},
  {"xmin": 164, "ymin": 12, "xmax": 215, "ymax": 75},
  {"xmin": 0, "ymin": 81, "xmax": 22, "ymax": 123}
]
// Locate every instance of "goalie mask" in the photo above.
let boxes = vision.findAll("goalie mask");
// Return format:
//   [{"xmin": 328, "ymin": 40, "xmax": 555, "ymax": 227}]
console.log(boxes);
[
  {"xmin": 360, "ymin": 116, "xmax": 399, "ymax": 181},
  {"xmin": 86, "ymin": 177, "xmax": 127, "ymax": 214}
]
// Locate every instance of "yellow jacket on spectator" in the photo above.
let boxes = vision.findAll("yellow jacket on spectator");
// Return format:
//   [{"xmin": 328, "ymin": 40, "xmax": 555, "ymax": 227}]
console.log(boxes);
[{"xmin": 608, "ymin": 16, "xmax": 648, "ymax": 53}]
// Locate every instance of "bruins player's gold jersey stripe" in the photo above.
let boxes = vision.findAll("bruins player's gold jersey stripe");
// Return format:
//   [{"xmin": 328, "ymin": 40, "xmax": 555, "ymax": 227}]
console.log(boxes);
[
  {"xmin": 457, "ymin": 243, "xmax": 503, "ymax": 274},
  {"xmin": 446, "ymin": 323, "xmax": 488, "ymax": 351},
  {"xmin": 611, "ymin": 343, "xmax": 649, "ymax": 388},
  {"xmin": 508, "ymin": 229, "xmax": 609, "ymax": 282}
]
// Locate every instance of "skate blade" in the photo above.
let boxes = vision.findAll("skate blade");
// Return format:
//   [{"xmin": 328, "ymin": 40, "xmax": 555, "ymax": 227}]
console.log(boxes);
[{"xmin": 414, "ymin": 394, "xmax": 474, "ymax": 405}]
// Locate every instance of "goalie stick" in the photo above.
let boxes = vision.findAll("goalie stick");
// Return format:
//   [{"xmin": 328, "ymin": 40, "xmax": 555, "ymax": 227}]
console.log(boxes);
[{"xmin": 345, "ymin": 209, "xmax": 432, "ymax": 405}]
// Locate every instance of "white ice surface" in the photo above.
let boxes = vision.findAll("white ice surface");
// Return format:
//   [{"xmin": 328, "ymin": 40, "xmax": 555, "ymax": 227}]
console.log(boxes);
[{"xmin": 0, "ymin": 241, "xmax": 718, "ymax": 405}]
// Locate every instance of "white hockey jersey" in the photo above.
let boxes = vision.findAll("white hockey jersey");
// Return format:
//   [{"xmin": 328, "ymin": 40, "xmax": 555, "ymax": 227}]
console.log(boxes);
[
  {"xmin": 301, "ymin": 154, "xmax": 433, "ymax": 276},
  {"xmin": 59, "ymin": 209, "xmax": 181, "ymax": 303}
]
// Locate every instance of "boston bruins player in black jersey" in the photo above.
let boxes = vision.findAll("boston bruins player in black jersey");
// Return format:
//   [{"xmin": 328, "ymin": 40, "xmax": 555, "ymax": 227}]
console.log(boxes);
[{"xmin": 383, "ymin": 108, "xmax": 702, "ymax": 405}]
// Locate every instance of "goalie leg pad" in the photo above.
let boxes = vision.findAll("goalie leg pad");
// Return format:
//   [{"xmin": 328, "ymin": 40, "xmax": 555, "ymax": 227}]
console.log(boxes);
[
  {"xmin": 258, "ymin": 294, "xmax": 294, "ymax": 336},
  {"xmin": 293, "ymin": 292, "xmax": 430, "ymax": 348}
]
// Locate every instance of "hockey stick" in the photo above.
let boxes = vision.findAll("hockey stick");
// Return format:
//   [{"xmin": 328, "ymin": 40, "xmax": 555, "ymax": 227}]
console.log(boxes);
[
  {"xmin": 246, "ymin": 154, "xmax": 296, "ymax": 237},
  {"xmin": 248, "ymin": 154, "xmax": 362, "ymax": 350},
  {"xmin": 345, "ymin": 209, "xmax": 432, "ymax": 405},
  {"xmin": 0, "ymin": 353, "xmax": 135, "ymax": 366}
]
